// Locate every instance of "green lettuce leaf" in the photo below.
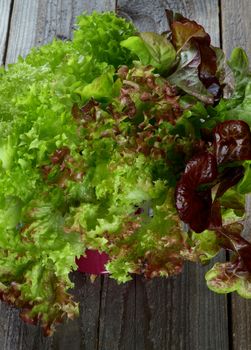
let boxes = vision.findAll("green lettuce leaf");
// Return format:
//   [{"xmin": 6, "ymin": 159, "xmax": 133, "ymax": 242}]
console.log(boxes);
[
  {"xmin": 228, "ymin": 47, "xmax": 250, "ymax": 99},
  {"xmin": 0, "ymin": 11, "xmax": 139, "ymax": 335},
  {"xmin": 237, "ymin": 161, "xmax": 251, "ymax": 194},
  {"xmin": 73, "ymin": 11, "xmax": 136, "ymax": 67},
  {"xmin": 190, "ymin": 230, "xmax": 221, "ymax": 263},
  {"xmin": 121, "ymin": 32, "xmax": 176, "ymax": 73},
  {"xmin": 206, "ymin": 262, "xmax": 251, "ymax": 298},
  {"xmin": 1, "ymin": 9, "xmax": 251, "ymax": 335}
]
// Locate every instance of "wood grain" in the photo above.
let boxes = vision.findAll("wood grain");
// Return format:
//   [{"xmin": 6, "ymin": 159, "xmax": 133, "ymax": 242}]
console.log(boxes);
[
  {"xmin": 134, "ymin": 261, "xmax": 229, "ymax": 350},
  {"xmin": 0, "ymin": 273, "xmax": 102, "ymax": 350},
  {"xmin": 0, "ymin": 0, "xmax": 13, "ymax": 65},
  {"xmin": 98, "ymin": 277, "xmax": 136, "ymax": 350},
  {"xmin": 52, "ymin": 273, "xmax": 102, "ymax": 350},
  {"xmin": 0, "ymin": 301, "xmax": 52, "ymax": 350},
  {"xmin": 221, "ymin": 0, "xmax": 251, "ymax": 59},
  {"xmin": 94, "ymin": 262, "xmax": 229, "ymax": 350},
  {"xmin": 221, "ymin": 1, "xmax": 251, "ymax": 349},
  {"xmin": 5, "ymin": 0, "xmax": 116, "ymax": 64}
]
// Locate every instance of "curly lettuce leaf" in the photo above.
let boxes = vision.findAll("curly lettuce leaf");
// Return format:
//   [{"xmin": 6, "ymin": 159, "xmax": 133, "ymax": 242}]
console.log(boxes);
[
  {"xmin": 0, "ymin": 12, "xmax": 138, "ymax": 334},
  {"xmin": 1, "ymin": 9, "xmax": 251, "ymax": 334},
  {"xmin": 206, "ymin": 261, "xmax": 251, "ymax": 298},
  {"xmin": 106, "ymin": 190, "xmax": 190, "ymax": 283},
  {"xmin": 0, "ymin": 199, "xmax": 83, "ymax": 335},
  {"xmin": 190, "ymin": 230, "xmax": 221, "ymax": 263},
  {"xmin": 73, "ymin": 11, "xmax": 136, "ymax": 67}
]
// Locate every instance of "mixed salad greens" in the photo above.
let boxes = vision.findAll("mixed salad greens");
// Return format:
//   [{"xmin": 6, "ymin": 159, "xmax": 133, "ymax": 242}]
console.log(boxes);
[{"xmin": 1, "ymin": 10, "xmax": 251, "ymax": 335}]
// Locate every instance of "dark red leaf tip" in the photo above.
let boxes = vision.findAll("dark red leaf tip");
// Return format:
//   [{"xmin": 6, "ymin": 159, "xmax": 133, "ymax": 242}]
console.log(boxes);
[{"xmin": 213, "ymin": 120, "xmax": 251, "ymax": 164}]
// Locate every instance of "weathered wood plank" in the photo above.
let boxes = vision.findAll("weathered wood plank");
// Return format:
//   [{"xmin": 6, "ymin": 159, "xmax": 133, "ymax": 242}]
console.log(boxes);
[
  {"xmin": 221, "ymin": 0, "xmax": 251, "ymax": 59},
  {"xmin": 5, "ymin": 0, "xmax": 116, "ymax": 64},
  {"xmin": 221, "ymin": 1, "xmax": 251, "ymax": 349},
  {"xmin": 135, "ymin": 262, "xmax": 228, "ymax": 350},
  {"xmin": 231, "ymin": 298, "xmax": 251, "ymax": 350},
  {"xmin": 98, "ymin": 277, "xmax": 136, "ymax": 350},
  {"xmin": 0, "ymin": 301, "xmax": 52, "ymax": 350},
  {"xmin": 0, "ymin": 0, "xmax": 13, "ymax": 65},
  {"xmin": 113, "ymin": 1, "xmax": 229, "ymax": 349},
  {"xmin": 96, "ymin": 262, "xmax": 229, "ymax": 350},
  {"xmin": 52, "ymin": 273, "xmax": 102, "ymax": 350},
  {"xmin": 0, "ymin": 273, "xmax": 102, "ymax": 350}
]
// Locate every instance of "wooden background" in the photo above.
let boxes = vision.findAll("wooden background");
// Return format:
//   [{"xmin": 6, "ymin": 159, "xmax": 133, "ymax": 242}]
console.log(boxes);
[{"xmin": 0, "ymin": 0, "xmax": 251, "ymax": 349}]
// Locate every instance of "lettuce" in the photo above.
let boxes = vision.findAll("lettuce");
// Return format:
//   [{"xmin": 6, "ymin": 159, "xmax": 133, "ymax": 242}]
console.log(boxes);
[
  {"xmin": 1, "ymin": 10, "xmax": 251, "ymax": 335},
  {"xmin": 0, "ymin": 12, "xmax": 137, "ymax": 335},
  {"xmin": 73, "ymin": 11, "xmax": 136, "ymax": 67},
  {"xmin": 121, "ymin": 32, "xmax": 176, "ymax": 73}
]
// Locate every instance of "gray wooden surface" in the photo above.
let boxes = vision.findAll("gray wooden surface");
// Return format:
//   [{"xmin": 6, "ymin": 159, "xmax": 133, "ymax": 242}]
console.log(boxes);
[
  {"xmin": 0, "ymin": 0, "xmax": 250, "ymax": 349},
  {"xmin": 0, "ymin": 0, "xmax": 12, "ymax": 65},
  {"xmin": 221, "ymin": 2, "xmax": 251, "ymax": 349}
]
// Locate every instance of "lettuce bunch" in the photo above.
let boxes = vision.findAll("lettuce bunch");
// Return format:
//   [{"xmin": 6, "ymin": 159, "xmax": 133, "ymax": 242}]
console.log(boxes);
[{"xmin": 1, "ymin": 11, "xmax": 251, "ymax": 335}]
